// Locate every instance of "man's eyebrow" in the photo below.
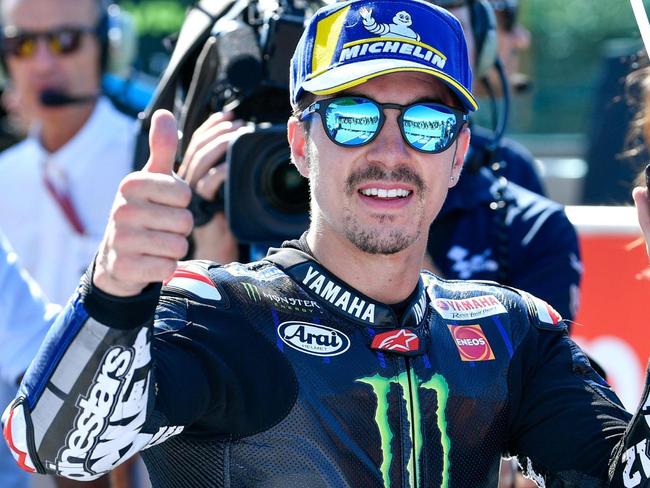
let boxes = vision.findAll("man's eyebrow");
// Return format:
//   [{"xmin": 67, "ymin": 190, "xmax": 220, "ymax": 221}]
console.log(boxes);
[
  {"xmin": 336, "ymin": 91, "xmax": 448, "ymax": 105},
  {"xmin": 410, "ymin": 95, "xmax": 447, "ymax": 104}
]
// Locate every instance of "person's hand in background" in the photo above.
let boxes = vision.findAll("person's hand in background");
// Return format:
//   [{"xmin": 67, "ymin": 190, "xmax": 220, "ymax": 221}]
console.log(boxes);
[
  {"xmin": 632, "ymin": 164, "xmax": 650, "ymax": 259},
  {"xmin": 178, "ymin": 111, "xmax": 244, "ymax": 262}
]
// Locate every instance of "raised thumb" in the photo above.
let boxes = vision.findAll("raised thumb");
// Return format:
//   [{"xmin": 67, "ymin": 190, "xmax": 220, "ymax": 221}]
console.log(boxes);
[{"xmin": 143, "ymin": 109, "xmax": 179, "ymax": 175}]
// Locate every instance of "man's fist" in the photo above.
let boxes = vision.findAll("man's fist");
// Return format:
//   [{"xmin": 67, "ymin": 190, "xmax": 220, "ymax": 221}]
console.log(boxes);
[{"xmin": 93, "ymin": 110, "xmax": 193, "ymax": 297}]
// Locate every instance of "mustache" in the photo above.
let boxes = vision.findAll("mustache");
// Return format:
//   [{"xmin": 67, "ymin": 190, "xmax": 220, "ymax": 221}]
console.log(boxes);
[{"xmin": 345, "ymin": 165, "xmax": 427, "ymax": 195}]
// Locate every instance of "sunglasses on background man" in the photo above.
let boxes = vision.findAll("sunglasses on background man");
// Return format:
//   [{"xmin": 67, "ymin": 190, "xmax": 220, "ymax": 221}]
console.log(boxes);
[{"xmin": 0, "ymin": 25, "xmax": 98, "ymax": 59}]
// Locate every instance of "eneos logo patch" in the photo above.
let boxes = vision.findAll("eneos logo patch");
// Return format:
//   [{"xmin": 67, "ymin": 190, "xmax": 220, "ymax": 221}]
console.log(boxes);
[
  {"xmin": 447, "ymin": 324, "xmax": 495, "ymax": 362},
  {"xmin": 278, "ymin": 321, "xmax": 350, "ymax": 357}
]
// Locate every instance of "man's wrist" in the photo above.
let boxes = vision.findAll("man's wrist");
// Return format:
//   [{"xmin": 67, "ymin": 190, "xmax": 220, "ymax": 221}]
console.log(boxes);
[{"xmin": 83, "ymin": 264, "xmax": 161, "ymax": 330}]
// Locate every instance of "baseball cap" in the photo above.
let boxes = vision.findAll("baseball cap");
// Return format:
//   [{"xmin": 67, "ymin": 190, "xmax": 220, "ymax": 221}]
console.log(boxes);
[{"xmin": 290, "ymin": 0, "xmax": 478, "ymax": 112}]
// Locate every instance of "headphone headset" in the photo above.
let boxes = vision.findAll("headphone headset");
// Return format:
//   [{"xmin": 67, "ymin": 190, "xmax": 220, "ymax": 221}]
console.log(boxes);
[
  {"xmin": 96, "ymin": 0, "xmax": 111, "ymax": 73},
  {"xmin": 467, "ymin": 0, "xmax": 498, "ymax": 78}
]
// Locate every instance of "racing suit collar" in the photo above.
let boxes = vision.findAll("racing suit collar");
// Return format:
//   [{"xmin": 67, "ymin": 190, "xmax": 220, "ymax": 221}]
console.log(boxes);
[{"xmin": 266, "ymin": 240, "xmax": 430, "ymax": 330}]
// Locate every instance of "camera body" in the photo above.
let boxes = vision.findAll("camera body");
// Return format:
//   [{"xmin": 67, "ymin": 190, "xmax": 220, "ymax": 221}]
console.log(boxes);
[
  {"xmin": 182, "ymin": 1, "xmax": 311, "ymax": 243},
  {"xmin": 135, "ymin": 0, "xmax": 317, "ymax": 244},
  {"xmin": 227, "ymin": 124, "xmax": 309, "ymax": 243}
]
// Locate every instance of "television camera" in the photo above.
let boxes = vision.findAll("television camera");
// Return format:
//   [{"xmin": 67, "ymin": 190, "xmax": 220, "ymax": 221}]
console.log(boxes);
[{"xmin": 134, "ymin": 0, "xmax": 323, "ymax": 244}]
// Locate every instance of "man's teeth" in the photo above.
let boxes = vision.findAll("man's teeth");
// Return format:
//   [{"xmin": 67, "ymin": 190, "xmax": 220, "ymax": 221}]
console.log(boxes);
[{"xmin": 360, "ymin": 188, "xmax": 411, "ymax": 198}]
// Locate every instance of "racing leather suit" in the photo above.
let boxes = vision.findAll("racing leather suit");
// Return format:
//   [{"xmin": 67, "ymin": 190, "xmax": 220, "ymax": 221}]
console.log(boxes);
[{"xmin": 2, "ymin": 241, "xmax": 649, "ymax": 487}]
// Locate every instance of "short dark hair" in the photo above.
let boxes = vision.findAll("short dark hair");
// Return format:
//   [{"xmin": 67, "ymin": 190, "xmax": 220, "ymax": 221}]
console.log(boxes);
[
  {"xmin": 292, "ymin": 92, "xmax": 317, "ymax": 118},
  {"xmin": 292, "ymin": 91, "xmax": 317, "ymax": 135}
]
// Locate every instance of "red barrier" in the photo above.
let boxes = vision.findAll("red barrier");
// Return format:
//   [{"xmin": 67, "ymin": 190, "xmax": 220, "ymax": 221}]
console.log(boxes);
[{"xmin": 567, "ymin": 206, "xmax": 650, "ymax": 410}]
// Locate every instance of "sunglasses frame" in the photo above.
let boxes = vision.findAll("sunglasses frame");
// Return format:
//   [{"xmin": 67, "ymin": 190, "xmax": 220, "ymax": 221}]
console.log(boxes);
[
  {"xmin": 299, "ymin": 96, "xmax": 469, "ymax": 154},
  {"xmin": 1, "ymin": 25, "xmax": 98, "ymax": 59}
]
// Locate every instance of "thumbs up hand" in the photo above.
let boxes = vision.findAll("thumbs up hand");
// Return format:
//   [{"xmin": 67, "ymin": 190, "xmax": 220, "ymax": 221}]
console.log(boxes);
[{"xmin": 93, "ymin": 110, "xmax": 194, "ymax": 297}]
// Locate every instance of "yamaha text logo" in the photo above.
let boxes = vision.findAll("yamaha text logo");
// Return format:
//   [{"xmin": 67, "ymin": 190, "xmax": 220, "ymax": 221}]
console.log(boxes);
[{"xmin": 278, "ymin": 321, "xmax": 350, "ymax": 357}]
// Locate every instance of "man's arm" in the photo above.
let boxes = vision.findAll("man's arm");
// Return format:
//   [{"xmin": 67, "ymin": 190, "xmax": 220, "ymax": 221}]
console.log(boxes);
[
  {"xmin": 0, "ymin": 232, "xmax": 60, "ymax": 385},
  {"xmin": 506, "ymin": 178, "xmax": 650, "ymax": 487},
  {"xmin": 1, "ymin": 110, "xmax": 197, "ymax": 480},
  {"xmin": 505, "ymin": 312, "xmax": 631, "ymax": 486},
  {"xmin": 608, "ymin": 184, "xmax": 650, "ymax": 487}
]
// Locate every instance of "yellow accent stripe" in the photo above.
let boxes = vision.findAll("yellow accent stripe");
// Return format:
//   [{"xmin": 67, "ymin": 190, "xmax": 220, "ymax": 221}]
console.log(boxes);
[
  {"xmin": 342, "ymin": 37, "xmax": 447, "ymax": 61},
  {"xmin": 311, "ymin": 6, "xmax": 351, "ymax": 79},
  {"xmin": 310, "ymin": 67, "xmax": 479, "ymax": 111}
]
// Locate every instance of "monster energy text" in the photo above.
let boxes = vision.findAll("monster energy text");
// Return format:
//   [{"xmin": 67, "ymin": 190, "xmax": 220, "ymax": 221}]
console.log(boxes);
[{"xmin": 241, "ymin": 283, "xmax": 321, "ymax": 313}]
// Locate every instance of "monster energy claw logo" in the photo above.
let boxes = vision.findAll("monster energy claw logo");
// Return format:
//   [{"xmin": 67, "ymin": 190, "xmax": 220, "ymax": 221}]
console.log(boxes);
[
  {"xmin": 242, "ymin": 283, "xmax": 262, "ymax": 301},
  {"xmin": 357, "ymin": 372, "xmax": 451, "ymax": 488}
]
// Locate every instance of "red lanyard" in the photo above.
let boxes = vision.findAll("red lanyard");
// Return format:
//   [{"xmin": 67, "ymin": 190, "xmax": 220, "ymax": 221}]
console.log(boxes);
[{"xmin": 42, "ymin": 160, "xmax": 86, "ymax": 235}]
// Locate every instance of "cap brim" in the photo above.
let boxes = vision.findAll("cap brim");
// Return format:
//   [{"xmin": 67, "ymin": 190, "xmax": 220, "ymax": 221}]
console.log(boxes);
[{"xmin": 302, "ymin": 58, "xmax": 478, "ymax": 112}]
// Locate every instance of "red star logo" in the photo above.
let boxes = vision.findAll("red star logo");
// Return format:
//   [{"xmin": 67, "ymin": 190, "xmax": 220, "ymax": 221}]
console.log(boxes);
[{"xmin": 371, "ymin": 329, "xmax": 420, "ymax": 353}]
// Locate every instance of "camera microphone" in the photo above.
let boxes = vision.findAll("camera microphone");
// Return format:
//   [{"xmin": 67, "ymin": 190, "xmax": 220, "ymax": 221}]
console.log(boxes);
[{"xmin": 39, "ymin": 90, "xmax": 98, "ymax": 107}]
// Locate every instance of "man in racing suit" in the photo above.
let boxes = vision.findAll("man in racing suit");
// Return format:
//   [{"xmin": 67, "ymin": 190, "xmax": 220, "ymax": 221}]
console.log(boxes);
[{"xmin": 3, "ymin": 0, "xmax": 650, "ymax": 486}]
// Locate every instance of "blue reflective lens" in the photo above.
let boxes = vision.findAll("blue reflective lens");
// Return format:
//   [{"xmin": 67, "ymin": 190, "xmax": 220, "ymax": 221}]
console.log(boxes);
[
  {"xmin": 324, "ymin": 98, "xmax": 381, "ymax": 146},
  {"xmin": 301, "ymin": 96, "xmax": 466, "ymax": 153},
  {"xmin": 402, "ymin": 104, "xmax": 458, "ymax": 153}
]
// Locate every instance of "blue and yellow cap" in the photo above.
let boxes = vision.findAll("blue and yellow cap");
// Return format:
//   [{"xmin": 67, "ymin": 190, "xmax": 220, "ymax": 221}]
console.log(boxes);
[{"xmin": 290, "ymin": 0, "xmax": 478, "ymax": 112}]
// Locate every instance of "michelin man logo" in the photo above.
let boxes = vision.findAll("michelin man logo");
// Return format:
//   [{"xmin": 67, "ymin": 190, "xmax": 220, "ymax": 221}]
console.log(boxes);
[{"xmin": 359, "ymin": 7, "xmax": 421, "ymax": 41}]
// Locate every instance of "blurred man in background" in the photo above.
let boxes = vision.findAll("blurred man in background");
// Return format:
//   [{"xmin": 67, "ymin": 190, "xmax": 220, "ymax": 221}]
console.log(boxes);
[
  {"xmin": 0, "ymin": 0, "xmax": 136, "ymax": 486},
  {"xmin": 423, "ymin": 0, "xmax": 581, "ymax": 327},
  {"xmin": 0, "ymin": 0, "xmax": 135, "ymax": 303},
  {"xmin": 488, "ymin": 0, "xmax": 531, "ymax": 94}
]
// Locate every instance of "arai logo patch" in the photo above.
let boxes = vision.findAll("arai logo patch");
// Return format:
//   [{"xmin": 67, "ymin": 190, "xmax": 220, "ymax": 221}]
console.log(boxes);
[{"xmin": 278, "ymin": 321, "xmax": 350, "ymax": 357}]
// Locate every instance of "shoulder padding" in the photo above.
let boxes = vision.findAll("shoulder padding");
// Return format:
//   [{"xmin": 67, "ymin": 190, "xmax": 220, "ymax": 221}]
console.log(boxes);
[
  {"xmin": 518, "ymin": 289, "xmax": 568, "ymax": 332},
  {"xmin": 162, "ymin": 261, "xmax": 229, "ymax": 308}
]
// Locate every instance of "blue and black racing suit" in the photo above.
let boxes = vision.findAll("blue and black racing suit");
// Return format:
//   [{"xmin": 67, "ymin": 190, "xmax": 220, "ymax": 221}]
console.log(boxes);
[{"xmin": 2, "ymin": 239, "xmax": 649, "ymax": 487}]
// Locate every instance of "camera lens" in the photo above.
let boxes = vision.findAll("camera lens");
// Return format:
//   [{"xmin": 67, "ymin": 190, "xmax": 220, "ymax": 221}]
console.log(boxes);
[
  {"xmin": 227, "ymin": 125, "xmax": 310, "ymax": 242},
  {"xmin": 262, "ymin": 149, "xmax": 309, "ymax": 214}
]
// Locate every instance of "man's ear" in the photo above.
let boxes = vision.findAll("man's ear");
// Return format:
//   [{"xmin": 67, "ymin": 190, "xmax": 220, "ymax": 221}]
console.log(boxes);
[
  {"xmin": 449, "ymin": 126, "xmax": 470, "ymax": 187},
  {"xmin": 288, "ymin": 117, "xmax": 309, "ymax": 178}
]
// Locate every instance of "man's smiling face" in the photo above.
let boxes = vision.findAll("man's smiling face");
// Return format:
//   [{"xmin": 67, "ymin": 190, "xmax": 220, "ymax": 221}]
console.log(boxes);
[{"xmin": 289, "ymin": 71, "xmax": 470, "ymax": 256}]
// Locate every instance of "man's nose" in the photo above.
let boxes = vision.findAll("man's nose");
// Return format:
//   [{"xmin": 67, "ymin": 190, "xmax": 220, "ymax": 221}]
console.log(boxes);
[
  {"xmin": 31, "ymin": 39, "xmax": 57, "ymax": 67},
  {"xmin": 365, "ymin": 111, "xmax": 411, "ymax": 166}
]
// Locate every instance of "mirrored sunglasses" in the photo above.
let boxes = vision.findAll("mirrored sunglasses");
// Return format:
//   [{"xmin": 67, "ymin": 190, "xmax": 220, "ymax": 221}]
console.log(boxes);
[{"xmin": 299, "ymin": 96, "xmax": 469, "ymax": 154}]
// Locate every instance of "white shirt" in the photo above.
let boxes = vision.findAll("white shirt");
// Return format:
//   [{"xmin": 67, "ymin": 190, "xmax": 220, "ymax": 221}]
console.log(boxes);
[
  {"xmin": 0, "ymin": 232, "xmax": 59, "ymax": 488},
  {"xmin": 0, "ymin": 231, "xmax": 58, "ymax": 385},
  {"xmin": 0, "ymin": 97, "xmax": 136, "ymax": 305}
]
